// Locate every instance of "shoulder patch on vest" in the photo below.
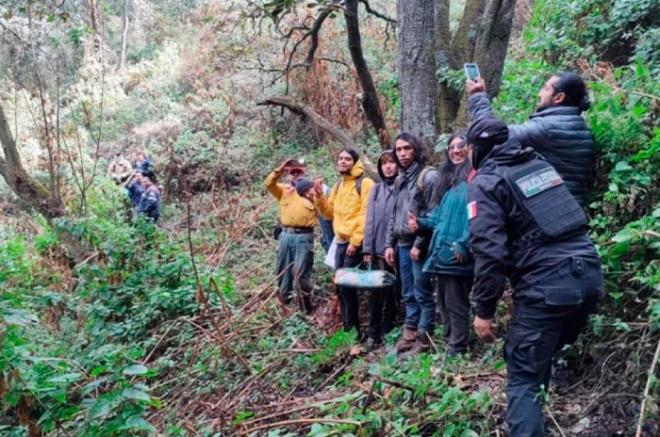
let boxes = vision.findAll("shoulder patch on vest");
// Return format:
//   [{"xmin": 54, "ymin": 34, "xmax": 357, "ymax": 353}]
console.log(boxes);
[
  {"xmin": 467, "ymin": 201, "xmax": 478, "ymax": 220},
  {"xmin": 514, "ymin": 167, "xmax": 563, "ymax": 198}
]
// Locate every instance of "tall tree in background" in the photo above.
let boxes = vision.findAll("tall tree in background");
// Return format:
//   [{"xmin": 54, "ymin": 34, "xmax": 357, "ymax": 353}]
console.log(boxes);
[
  {"xmin": 436, "ymin": 0, "xmax": 517, "ymax": 132},
  {"xmin": 344, "ymin": 0, "xmax": 392, "ymax": 147},
  {"xmin": 0, "ymin": 103, "xmax": 64, "ymax": 221},
  {"xmin": 118, "ymin": 0, "xmax": 130, "ymax": 71},
  {"xmin": 396, "ymin": 0, "xmax": 438, "ymax": 145}
]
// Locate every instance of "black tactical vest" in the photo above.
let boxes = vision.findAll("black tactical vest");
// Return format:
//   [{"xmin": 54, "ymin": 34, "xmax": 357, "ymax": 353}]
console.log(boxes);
[{"xmin": 500, "ymin": 158, "xmax": 587, "ymax": 248}]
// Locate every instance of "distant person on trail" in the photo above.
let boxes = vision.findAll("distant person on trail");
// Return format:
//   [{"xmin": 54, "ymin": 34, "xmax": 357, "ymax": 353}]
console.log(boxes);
[
  {"xmin": 314, "ymin": 148, "xmax": 375, "ymax": 336},
  {"xmin": 137, "ymin": 174, "xmax": 161, "ymax": 222},
  {"xmin": 126, "ymin": 172, "xmax": 145, "ymax": 217},
  {"xmin": 466, "ymin": 71, "xmax": 594, "ymax": 207},
  {"xmin": 408, "ymin": 131, "xmax": 474, "ymax": 356},
  {"xmin": 362, "ymin": 150, "xmax": 400, "ymax": 351},
  {"xmin": 264, "ymin": 159, "xmax": 316, "ymax": 313},
  {"xmin": 384, "ymin": 133, "xmax": 441, "ymax": 355},
  {"xmin": 108, "ymin": 153, "xmax": 133, "ymax": 183},
  {"xmin": 136, "ymin": 151, "xmax": 152, "ymax": 175},
  {"xmin": 466, "ymin": 117, "xmax": 603, "ymax": 437}
]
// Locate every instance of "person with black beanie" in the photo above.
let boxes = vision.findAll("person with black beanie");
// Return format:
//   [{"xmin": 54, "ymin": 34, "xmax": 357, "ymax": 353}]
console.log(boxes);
[
  {"xmin": 362, "ymin": 150, "xmax": 400, "ymax": 351},
  {"xmin": 467, "ymin": 116, "xmax": 603, "ymax": 436},
  {"xmin": 467, "ymin": 72, "xmax": 594, "ymax": 207}
]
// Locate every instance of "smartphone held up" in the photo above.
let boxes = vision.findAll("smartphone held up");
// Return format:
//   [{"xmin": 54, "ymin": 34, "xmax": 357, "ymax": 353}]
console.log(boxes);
[{"xmin": 464, "ymin": 63, "xmax": 480, "ymax": 81}]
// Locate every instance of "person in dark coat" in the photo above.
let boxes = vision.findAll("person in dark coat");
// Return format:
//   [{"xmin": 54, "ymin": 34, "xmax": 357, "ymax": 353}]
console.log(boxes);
[
  {"xmin": 408, "ymin": 131, "xmax": 474, "ymax": 355},
  {"xmin": 137, "ymin": 176, "xmax": 161, "ymax": 222},
  {"xmin": 384, "ymin": 133, "xmax": 442, "ymax": 354},
  {"xmin": 466, "ymin": 72, "xmax": 594, "ymax": 206},
  {"xmin": 467, "ymin": 116, "xmax": 603, "ymax": 437},
  {"xmin": 363, "ymin": 150, "xmax": 400, "ymax": 351}
]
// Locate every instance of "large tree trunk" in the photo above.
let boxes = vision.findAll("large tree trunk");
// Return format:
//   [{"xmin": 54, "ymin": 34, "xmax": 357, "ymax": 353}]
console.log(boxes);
[
  {"xmin": 0, "ymin": 103, "xmax": 64, "ymax": 220},
  {"xmin": 84, "ymin": 0, "xmax": 103, "ymax": 60},
  {"xmin": 118, "ymin": 0, "xmax": 130, "ymax": 71},
  {"xmin": 473, "ymin": 0, "xmax": 516, "ymax": 97},
  {"xmin": 436, "ymin": 0, "xmax": 516, "ymax": 132},
  {"xmin": 344, "ymin": 0, "xmax": 392, "ymax": 149},
  {"xmin": 1, "ymin": 102, "xmax": 92, "ymax": 261},
  {"xmin": 397, "ymin": 0, "xmax": 438, "ymax": 146}
]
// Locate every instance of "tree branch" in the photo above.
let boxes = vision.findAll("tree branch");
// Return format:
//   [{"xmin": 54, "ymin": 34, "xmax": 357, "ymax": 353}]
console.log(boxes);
[
  {"xmin": 257, "ymin": 96, "xmax": 378, "ymax": 179},
  {"xmin": 359, "ymin": 0, "xmax": 396, "ymax": 24},
  {"xmin": 304, "ymin": 7, "xmax": 333, "ymax": 65},
  {"xmin": 345, "ymin": 0, "xmax": 392, "ymax": 148}
]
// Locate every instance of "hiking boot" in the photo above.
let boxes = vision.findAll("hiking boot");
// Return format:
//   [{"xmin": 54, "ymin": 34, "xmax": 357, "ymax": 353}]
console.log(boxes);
[
  {"xmin": 395, "ymin": 327, "xmax": 417, "ymax": 354},
  {"xmin": 408, "ymin": 332, "xmax": 432, "ymax": 355},
  {"xmin": 366, "ymin": 337, "xmax": 381, "ymax": 352}
]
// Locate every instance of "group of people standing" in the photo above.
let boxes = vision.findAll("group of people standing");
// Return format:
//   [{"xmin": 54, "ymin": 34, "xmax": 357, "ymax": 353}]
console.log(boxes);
[
  {"xmin": 108, "ymin": 152, "xmax": 161, "ymax": 221},
  {"xmin": 266, "ymin": 71, "xmax": 604, "ymax": 436}
]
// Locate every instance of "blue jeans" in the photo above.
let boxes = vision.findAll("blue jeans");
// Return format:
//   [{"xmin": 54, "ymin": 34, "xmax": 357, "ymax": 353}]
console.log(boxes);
[
  {"xmin": 399, "ymin": 246, "xmax": 434, "ymax": 333},
  {"xmin": 414, "ymin": 270, "xmax": 436, "ymax": 335},
  {"xmin": 399, "ymin": 246, "xmax": 417, "ymax": 329}
]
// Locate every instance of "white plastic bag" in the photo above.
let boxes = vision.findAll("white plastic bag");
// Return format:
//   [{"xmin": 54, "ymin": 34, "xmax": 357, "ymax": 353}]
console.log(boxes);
[{"xmin": 324, "ymin": 237, "xmax": 337, "ymax": 269}]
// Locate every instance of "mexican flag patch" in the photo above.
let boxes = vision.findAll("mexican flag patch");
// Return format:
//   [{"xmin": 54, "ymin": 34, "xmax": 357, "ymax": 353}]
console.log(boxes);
[{"xmin": 467, "ymin": 201, "xmax": 477, "ymax": 220}]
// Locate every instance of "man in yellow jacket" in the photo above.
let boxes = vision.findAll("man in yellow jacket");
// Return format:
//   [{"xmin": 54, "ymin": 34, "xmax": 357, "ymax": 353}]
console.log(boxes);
[
  {"xmin": 314, "ymin": 148, "xmax": 375, "ymax": 335},
  {"xmin": 265, "ymin": 159, "xmax": 317, "ymax": 313}
]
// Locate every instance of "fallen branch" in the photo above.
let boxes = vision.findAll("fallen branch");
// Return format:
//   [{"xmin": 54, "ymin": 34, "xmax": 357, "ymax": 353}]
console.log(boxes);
[
  {"xmin": 240, "ymin": 417, "xmax": 361, "ymax": 435},
  {"xmin": 635, "ymin": 336, "xmax": 660, "ymax": 437},
  {"xmin": 257, "ymin": 96, "xmax": 379, "ymax": 180}
]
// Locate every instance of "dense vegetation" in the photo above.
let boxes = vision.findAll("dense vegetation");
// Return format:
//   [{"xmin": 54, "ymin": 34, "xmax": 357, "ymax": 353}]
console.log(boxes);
[{"xmin": 0, "ymin": 0, "xmax": 658, "ymax": 436}]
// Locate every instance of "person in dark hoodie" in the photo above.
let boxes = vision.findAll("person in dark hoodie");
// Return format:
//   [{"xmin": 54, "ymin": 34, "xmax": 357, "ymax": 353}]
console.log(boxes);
[
  {"xmin": 384, "ymin": 133, "xmax": 441, "ymax": 354},
  {"xmin": 137, "ymin": 175, "xmax": 161, "ymax": 222},
  {"xmin": 467, "ymin": 116, "xmax": 603, "ymax": 437},
  {"xmin": 363, "ymin": 150, "xmax": 400, "ymax": 351},
  {"xmin": 466, "ymin": 72, "xmax": 594, "ymax": 207},
  {"xmin": 408, "ymin": 131, "xmax": 474, "ymax": 355}
]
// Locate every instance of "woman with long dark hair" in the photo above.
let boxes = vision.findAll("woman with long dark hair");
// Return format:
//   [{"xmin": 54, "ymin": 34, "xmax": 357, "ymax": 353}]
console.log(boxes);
[{"xmin": 408, "ymin": 131, "xmax": 474, "ymax": 354}]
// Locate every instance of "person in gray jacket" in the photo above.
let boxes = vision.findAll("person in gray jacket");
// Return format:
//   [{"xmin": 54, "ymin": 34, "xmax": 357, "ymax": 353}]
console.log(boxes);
[
  {"xmin": 363, "ymin": 150, "xmax": 400, "ymax": 351},
  {"xmin": 466, "ymin": 72, "xmax": 594, "ymax": 206},
  {"xmin": 384, "ymin": 132, "xmax": 442, "ymax": 354}
]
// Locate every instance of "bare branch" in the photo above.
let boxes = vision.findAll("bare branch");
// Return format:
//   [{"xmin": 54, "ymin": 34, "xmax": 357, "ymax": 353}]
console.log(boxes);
[
  {"xmin": 304, "ymin": 7, "xmax": 333, "ymax": 65},
  {"xmin": 257, "ymin": 96, "xmax": 379, "ymax": 179},
  {"xmin": 359, "ymin": 0, "xmax": 396, "ymax": 24}
]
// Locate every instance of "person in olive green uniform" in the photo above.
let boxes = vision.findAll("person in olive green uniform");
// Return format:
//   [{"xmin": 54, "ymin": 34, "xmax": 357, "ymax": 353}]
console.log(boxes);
[{"xmin": 265, "ymin": 159, "xmax": 317, "ymax": 313}]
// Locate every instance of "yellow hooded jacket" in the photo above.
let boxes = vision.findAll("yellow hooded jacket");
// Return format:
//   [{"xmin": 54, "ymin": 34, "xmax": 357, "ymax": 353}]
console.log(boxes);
[
  {"xmin": 315, "ymin": 160, "xmax": 374, "ymax": 247},
  {"xmin": 264, "ymin": 170, "xmax": 318, "ymax": 228}
]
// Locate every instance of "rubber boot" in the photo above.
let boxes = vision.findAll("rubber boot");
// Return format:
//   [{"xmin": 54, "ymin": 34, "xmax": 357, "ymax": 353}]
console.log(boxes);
[
  {"xmin": 408, "ymin": 332, "xmax": 431, "ymax": 355},
  {"xmin": 395, "ymin": 327, "xmax": 417, "ymax": 354}
]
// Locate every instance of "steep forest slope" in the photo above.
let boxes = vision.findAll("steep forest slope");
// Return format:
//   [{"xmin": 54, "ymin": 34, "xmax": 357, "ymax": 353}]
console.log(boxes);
[{"xmin": 0, "ymin": 0, "xmax": 658, "ymax": 436}]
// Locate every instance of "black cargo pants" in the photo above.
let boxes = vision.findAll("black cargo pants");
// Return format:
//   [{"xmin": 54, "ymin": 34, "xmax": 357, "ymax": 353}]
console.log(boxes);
[
  {"xmin": 335, "ymin": 242, "xmax": 362, "ymax": 335},
  {"xmin": 506, "ymin": 257, "xmax": 603, "ymax": 437}
]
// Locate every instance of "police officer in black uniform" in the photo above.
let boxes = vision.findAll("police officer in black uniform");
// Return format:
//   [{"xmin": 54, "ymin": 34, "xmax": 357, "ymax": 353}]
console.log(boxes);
[{"xmin": 466, "ymin": 116, "xmax": 603, "ymax": 437}]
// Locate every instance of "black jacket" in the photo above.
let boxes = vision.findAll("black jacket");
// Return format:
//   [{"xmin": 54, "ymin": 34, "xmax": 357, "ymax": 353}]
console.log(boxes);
[
  {"xmin": 468, "ymin": 140, "xmax": 599, "ymax": 319},
  {"xmin": 469, "ymin": 92, "xmax": 594, "ymax": 207}
]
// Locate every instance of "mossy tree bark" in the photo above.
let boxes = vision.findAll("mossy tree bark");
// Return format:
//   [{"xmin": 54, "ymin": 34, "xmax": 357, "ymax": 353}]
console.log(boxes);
[
  {"xmin": 0, "ymin": 102, "xmax": 64, "ymax": 220},
  {"xmin": 397, "ymin": 0, "xmax": 439, "ymax": 146},
  {"xmin": 436, "ymin": 0, "xmax": 517, "ymax": 133}
]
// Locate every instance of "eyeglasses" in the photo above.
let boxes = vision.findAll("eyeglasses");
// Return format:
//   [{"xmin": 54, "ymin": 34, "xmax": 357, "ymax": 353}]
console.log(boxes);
[{"xmin": 448, "ymin": 141, "xmax": 467, "ymax": 151}]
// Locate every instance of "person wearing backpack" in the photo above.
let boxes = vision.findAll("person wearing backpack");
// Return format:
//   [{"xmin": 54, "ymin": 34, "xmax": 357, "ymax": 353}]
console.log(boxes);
[
  {"xmin": 314, "ymin": 148, "xmax": 375, "ymax": 335},
  {"xmin": 408, "ymin": 132, "xmax": 474, "ymax": 355},
  {"xmin": 363, "ymin": 150, "xmax": 400, "ymax": 351},
  {"xmin": 384, "ymin": 132, "xmax": 441, "ymax": 354},
  {"xmin": 265, "ymin": 159, "xmax": 317, "ymax": 313}
]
